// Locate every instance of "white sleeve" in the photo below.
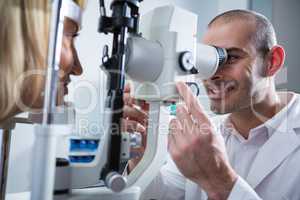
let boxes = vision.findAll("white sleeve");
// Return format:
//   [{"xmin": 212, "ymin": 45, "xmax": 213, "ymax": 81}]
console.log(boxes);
[
  {"xmin": 140, "ymin": 156, "xmax": 186, "ymax": 200},
  {"xmin": 227, "ymin": 176, "xmax": 262, "ymax": 200}
]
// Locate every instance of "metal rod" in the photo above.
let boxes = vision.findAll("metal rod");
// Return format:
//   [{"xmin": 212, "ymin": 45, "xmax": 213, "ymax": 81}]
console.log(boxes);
[
  {"xmin": 0, "ymin": 129, "xmax": 12, "ymax": 200},
  {"xmin": 42, "ymin": 0, "xmax": 64, "ymax": 125},
  {"xmin": 104, "ymin": 2, "xmax": 128, "ymax": 175},
  {"xmin": 30, "ymin": 0, "xmax": 64, "ymax": 200},
  {"xmin": 99, "ymin": 0, "xmax": 106, "ymax": 17}
]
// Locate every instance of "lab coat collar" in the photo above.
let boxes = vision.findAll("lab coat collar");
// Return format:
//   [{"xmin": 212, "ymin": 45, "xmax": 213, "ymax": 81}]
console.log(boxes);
[
  {"xmin": 222, "ymin": 92, "xmax": 299, "ymax": 139},
  {"xmin": 264, "ymin": 92, "xmax": 300, "ymax": 136},
  {"xmin": 246, "ymin": 93, "xmax": 300, "ymax": 189}
]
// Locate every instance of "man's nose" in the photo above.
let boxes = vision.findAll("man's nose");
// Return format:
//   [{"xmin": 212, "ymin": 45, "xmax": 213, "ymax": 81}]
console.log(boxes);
[{"xmin": 207, "ymin": 64, "xmax": 225, "ymax": 81}]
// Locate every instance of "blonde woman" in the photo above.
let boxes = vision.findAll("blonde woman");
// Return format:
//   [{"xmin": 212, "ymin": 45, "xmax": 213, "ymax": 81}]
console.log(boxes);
[
  {"xmin": 0, "ymin": 0, "xmax": 148, "ymax": 195},
  {"xmin": 0, "ymin": 0, "xmax": 85, "ymax": 123},
  {"xmin": 0, "ymin": 0, "xmax": 86, "ymax": 196},
  {"xmin": 0, "ymin": 0, "xmax": 147, "ymax": 128}
]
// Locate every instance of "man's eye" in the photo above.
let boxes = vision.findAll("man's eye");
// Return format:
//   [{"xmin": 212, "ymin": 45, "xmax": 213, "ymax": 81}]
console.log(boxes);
[{"xmin": 226, "ymin": 55, "xmax": 240, "ymax": 63}]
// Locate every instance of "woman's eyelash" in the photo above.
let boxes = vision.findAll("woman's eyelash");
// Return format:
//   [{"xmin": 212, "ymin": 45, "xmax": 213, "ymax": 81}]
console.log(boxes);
[
  {"xmin": 64, "ymin": 33, "xmax": 80, "ymax": 38},
  {"xmin": 73, "ymin": 33, "xmax": 80, "ymax": 38}
]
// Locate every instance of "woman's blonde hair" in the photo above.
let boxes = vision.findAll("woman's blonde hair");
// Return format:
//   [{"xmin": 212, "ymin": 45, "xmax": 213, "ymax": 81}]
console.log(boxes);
[
  {"xmin": 74, "ymin": 0, "xmax": 87, "ymax": 10},
  {"xmin": 0, "ymin": 0, "xmax": 86, "ymax": 122},
  {"xmin": 0, "ymin": 0, "xmax": 50, "ymax": 122}
]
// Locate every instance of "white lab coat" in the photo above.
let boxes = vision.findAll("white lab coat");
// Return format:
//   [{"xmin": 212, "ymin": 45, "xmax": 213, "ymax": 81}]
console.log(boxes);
[{"xmin": 141, "ymin": 93, "xmax": 300, "ymax": 200}]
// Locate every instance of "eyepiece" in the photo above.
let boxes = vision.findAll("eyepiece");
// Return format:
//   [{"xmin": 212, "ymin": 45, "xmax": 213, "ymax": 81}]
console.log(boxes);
[
  {"xmin": 214, "ymin": 46, "xmax": 227, "ymax": 67},
  {"xmin": 195, "ymin": 44, "xmax": 228, "ymax": 79}
]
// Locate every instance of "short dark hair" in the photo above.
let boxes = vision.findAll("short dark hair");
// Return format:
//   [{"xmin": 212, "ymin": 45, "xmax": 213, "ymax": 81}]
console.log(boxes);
[{"xmin": 208, "ymin": 9, "xmax": 277, "ymax": 56}]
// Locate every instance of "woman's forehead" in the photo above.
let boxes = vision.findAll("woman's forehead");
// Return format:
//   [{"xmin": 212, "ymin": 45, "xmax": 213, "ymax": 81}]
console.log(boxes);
[{"xmin": 64, "ymin": 17, "xmax": 79, "ymax": 32}]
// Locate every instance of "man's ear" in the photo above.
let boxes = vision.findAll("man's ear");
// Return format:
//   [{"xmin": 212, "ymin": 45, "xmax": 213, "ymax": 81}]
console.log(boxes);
[{"xmin": 266, "ymin": 45, "xmax": 285, "ymax": 77}]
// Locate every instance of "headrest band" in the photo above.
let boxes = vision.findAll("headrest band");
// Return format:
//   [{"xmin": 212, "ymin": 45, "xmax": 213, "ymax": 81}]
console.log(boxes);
[{"xmin": 62, "ymin": 0, "xmax": 82, "ymax": 28}]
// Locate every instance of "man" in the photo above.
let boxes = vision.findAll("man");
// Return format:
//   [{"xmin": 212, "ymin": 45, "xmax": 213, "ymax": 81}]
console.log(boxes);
[{"xmin": 139, "ymin": 9, "xmax": 300, "ymax": 200}]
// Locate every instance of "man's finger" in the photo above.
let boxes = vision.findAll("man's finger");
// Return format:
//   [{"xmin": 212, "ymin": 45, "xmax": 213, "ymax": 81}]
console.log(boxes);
[
  {"xmin": 176, "ymin": 82, "xmax": 208, "ymax": 122},
  {"xmin": 123, "ymin": 105, "xmax": 148, "ymax": 124},
  {"xmin": 168, "ymin": 118, "xmax": 187, "ymax": 148},
  {"xmin": 124, "ymin": 83, "xmax": 131, "ymax": 93},
  {"xmin": 122, "ymin": 119, "xmax": 146, "ymax": 133},
  {"xmin": 176, "ymin": 104, "xmax": 194, "ymax": 136},
  {"xmin": 124, "ymin": 93, "xmax": 134, "ymax": 106},
  {"xmin": 168, "ymin": 119, "xmax": 180, "ymax": 147},
  {"xmin": 168, "ymin": 122, "xmax": 182, "ymax": 162},
  {"xmin": 168, "ymin": 130, "xmax": 177, "ymax": 155}
]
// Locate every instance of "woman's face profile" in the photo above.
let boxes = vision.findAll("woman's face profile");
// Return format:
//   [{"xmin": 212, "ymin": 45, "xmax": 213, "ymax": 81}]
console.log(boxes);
[
  {"xmin": 57, "ymin": 17, "xmax": 83, "ymax": 102},
  {"xmin": 45, "ymin": 17, "xmax": 84, "ymax": 106},
  {"xmin": 20, "ymin": 17, "xmax": 83, "ymax": 111}
]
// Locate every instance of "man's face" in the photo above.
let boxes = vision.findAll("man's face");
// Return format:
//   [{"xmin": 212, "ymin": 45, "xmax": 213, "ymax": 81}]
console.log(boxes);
[{"xmin": 202, "ymin": 20, "xmax": 268, "ymax": 114}]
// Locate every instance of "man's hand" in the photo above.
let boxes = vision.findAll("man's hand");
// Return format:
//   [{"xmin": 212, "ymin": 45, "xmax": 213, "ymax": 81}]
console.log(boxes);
[
  {"xmin": 122, "ymin": 84, "xmax": 148, "ymax": 134},
  {"xmin": 168, "ymin": 82, "xmax": 238, "ymax": 200},
  {"xmin": 122, "ymin": 84, "xmax": 149, "ymax": 172}
]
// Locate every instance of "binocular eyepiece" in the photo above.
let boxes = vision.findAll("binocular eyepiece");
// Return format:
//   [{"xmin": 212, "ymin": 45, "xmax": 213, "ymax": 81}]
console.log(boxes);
[{"xmin": 179, "ymin": 44, "xmax": 228, "ymax": 79}]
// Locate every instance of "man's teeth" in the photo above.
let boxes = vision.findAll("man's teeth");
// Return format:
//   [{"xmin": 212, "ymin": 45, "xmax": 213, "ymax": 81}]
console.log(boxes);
[
  {"xmin": 209, "ymin": 83, "xmax": 236, "ymax": 95},
  {"xmin": 212, "ymin": 89, "xmax": 221, "ymax": 94}
]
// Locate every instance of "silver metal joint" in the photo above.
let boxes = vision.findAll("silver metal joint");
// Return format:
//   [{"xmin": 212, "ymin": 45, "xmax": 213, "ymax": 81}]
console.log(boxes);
[{"xmin": 105, "ymin": 172, "xmax": 127, "ymax": 193}]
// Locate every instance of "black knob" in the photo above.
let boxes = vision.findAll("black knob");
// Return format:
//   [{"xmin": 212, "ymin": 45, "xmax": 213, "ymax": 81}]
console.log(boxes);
[{"xmin": 179, "ymin": 51, "xmax": 195, "ymax": 73}]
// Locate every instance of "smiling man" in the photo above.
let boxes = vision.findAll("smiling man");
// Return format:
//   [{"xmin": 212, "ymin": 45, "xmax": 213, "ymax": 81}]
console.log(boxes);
[{"xmin": 140, "ymin": 9, "xmax": 300, "ymax": 200}]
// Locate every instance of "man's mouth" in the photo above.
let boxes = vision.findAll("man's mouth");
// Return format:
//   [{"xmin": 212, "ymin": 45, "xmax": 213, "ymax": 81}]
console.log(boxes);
[{"xmin": 206, "ymin": 81, "xmax": 238, "ymax": 100}]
